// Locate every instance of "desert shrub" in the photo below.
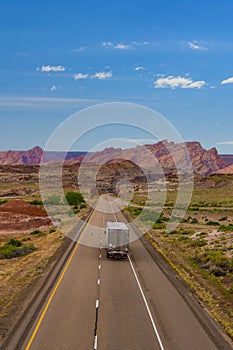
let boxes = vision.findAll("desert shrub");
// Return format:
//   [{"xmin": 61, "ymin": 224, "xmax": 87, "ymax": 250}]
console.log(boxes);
[
  {"xmin": 190, "ymin": 239, "xmax": 208, "ymax": 247},
  {"xmin": 219, "ymin": 216, "xmax": 228, "ymax": 221},
  {"xmin": 219, "ymin": 224, "xmax": 233, "ymax": 232},
  {"xmin": 170, "ymin": 230, "xmax": 178, "ymax": 234},
  {"xmin": 189, "ymin": 207, "xmax": 199, "ymax": 211},
  {"xmin": 181, "ymin": 218, "xmax": 188, "ymax": 223},
  {"xmin": 0, "ymin": 199, "xmax": 7, "ymax": 205},
  {"xmin": 164, "ymin": 202, "xmax": 174, "ymax": 207},
  {"xmin": 153, "ymin": 222, "xmax": 166, "ymax": 229},
  {"xmin": 178, "ymin": 236, "xmax": 191, "ymax": 242},
  {"xmin": 22, "ymin": 237, "xmax": 31, "ymax": 241},
  {"xmin": 199, "ymin": 232, "xmax": 207, "ymax": 237},
  {"xmin": 7, "ymin": 239, "xmax": 22, "ymax": 247},
  {"xmin": 191, "ymin": 218, "xmax": 198, "ymax": 224},
  {"xmin": 209, "ymin": 265, "xmax": 226, "ymax": 277},
  {"xmin": 134, "ymin": 200, "xmax": 146, "ymax": 206},
  {"xmin": 133, "ymin": 208, "xmax": 142, "ymax": 216},
  {"xmin": 65, "ymin": 192, "xmax": 84, "ymax": 206},
  {"xmin": 179, "ymin": 229, "xmax": 194, "ymax": 235},
  {"xmin": 203, "ymin": 250, "xmax": 229, "ymax": 268},
  {"xmin": 80, "ymin": 203, "xmax": 87, "ymax": 209},
  {"xmin": 49, "ymin": 228, "xmax": 56, "ymax": 233},
  {"xmin": 206, "ymin": 221, "xmax": 220, "ymax": 226},
  {"xmin": 30, "ymin": 229, "xmax": 46, "ymax": 236},
  {"xmin": 29, "ymin": 199, "xmax": 43, "ymax": 206},
  {"xmin": 0, "ymin": 241, "xmax": 36, "ymax": 259},
  {"xmin": 159, "ymin": 215, "xmax": 169, "ymax": 222}
]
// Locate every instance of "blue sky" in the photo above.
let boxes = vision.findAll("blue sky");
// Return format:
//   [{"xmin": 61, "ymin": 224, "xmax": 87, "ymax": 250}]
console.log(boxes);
[{"xmin": 1, "ymin": 0, "xmax": 233, "ymax": 153}]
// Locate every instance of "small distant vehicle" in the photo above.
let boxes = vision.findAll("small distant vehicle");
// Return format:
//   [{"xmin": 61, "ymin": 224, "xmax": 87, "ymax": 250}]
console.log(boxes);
[{"xmin": 105, "ymin": 221, "xmax": 129, "ymax": 259}]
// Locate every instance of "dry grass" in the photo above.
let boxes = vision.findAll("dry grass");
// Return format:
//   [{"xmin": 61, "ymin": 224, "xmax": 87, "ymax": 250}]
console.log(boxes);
[
  {"xmin": 0, "ymin": 230, "xmax": 63, "ymax": 318},
  {"xmin": 126, "ymin": 179, "xmax": 233, "ymax": 340},
  {"xmin": 146, "ymin": 232, "xmax": 233, "ymax": 339}
]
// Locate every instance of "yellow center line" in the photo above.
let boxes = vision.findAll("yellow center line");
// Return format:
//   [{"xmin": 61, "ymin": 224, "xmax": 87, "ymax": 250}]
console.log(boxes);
[{"xmin": 25, "ymin": 208, "xmax": 97, "ymax": 350}]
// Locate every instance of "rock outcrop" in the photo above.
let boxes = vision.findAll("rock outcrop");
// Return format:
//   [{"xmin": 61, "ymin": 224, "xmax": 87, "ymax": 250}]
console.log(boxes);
[{"xmin": 0, "ymin": 141, "xmax": 228, "ymax": 176}]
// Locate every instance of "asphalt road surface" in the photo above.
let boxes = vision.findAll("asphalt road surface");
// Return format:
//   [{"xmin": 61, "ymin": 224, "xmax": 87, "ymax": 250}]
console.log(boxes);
[{"xmin": 20, "ymin": 196, "xmax": 225, "ymax": 350}]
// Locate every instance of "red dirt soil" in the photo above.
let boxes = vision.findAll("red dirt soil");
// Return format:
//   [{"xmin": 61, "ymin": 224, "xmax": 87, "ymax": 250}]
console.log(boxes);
[
  {"xmin": 0, "ymin": 200, "xmax": 48, "ymax": 217},
  {"xmin": 0, "ymin": 200, "xmax": 52, "ymax": 235}
]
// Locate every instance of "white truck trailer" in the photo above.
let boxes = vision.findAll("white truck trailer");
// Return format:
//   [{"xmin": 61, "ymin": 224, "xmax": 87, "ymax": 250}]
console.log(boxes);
[{"xmin": 105, "ymin": 221, "xmax": 129, "ymax": 259}]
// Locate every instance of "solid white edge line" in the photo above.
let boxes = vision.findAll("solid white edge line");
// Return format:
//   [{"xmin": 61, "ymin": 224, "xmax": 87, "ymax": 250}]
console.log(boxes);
[
  {"xmin": 128, "ymin": 255, "xmax": 166, "ymax": 350},
  {"xmin": 94, "ymin": 335, "xmax": 98, "ymax": 349}
]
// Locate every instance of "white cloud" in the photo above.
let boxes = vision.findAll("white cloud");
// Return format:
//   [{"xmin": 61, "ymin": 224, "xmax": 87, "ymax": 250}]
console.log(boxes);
[
  {"xmin": 217, "ymin": 141, "xmax": 233, "ymax": 145},
  {"xmin": 154, "ymin": 75, "xmax": 206, "ymax": 89},
  {"xmin": 102, "ymin": 41, "xmax": 150, "ymax": 50},
  {"xmin": 102, "ymin": 41, "xmax": 114, "ymax": 47},
  {"xmin": 132, "ymin": 41, "xmax": 151, "ymax": 47},
  {"xmin": 114, "ymin": 43, "xmax": 132, "ymax": 50},
  {"xmin": 72, "ymin": 47, "xmax": 85, "ymax": 52},
  {"xmin": 50, "ymin": 85, "xmax": 58, "ymax": 91},
  {"xmin": 74, "ymin": 73, "xmax": 88, "ymax": 80},
  {"xmin": 221, "ymin": 77, "xmax": 233, "ymax": 85},
  {"xmin": 92, "ymin": 71, "xmax": 112, "ymax": 80},
  {"xmin": 0, "ymin": 96, "xmax": 98, "ymax": 108},
  {"xmin": 134, "ymin": 66, "xmax": 146, "ymax": 71},
  {"xmin": 187, "ymin": 41, "xmax": 208, "ymax": 51},
  {"xmin": 40, "ymin": 65, "xmax": 65, "ymax": 72}
]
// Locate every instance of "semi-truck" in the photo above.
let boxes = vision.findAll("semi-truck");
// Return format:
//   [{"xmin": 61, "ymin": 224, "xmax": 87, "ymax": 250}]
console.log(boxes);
[{"xmin": 105, "ymin": 221, "xmax": 129, "ymax": 259}]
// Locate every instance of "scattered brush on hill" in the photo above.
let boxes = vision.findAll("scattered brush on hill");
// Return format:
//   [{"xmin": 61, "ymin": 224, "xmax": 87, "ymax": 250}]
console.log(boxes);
[{"xmin": 0, "ymin": 239, "xmax": 36, "ymax": 259}]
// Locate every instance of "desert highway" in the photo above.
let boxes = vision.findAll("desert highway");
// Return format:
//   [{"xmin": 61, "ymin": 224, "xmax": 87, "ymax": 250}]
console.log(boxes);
[{"xmin": 16, "ymin": 196, "xmax": 228, "ymax": 350}]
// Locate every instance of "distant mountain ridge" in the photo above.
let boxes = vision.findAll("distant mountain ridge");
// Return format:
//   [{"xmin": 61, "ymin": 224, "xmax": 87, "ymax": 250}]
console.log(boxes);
[
  {"xmin": 66, "ymin": 140, "xmax": 227, "ymax": 176},
  {"xmin": 0, "ymin": 142, "xmax": 230, "ymax": 176},
  {"xmin": 219, "ymin": 154, "xmax": 233, "ymax": 166},
  {"xmin": 0, "ymin": 146, "xmax": 87, "ymax": 165}
]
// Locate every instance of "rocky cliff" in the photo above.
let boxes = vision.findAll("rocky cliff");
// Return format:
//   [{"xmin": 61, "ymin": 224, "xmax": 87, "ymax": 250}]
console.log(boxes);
[{"xmin": 67, "ymin": 140, "xmax": 227, "ymax": 176}]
